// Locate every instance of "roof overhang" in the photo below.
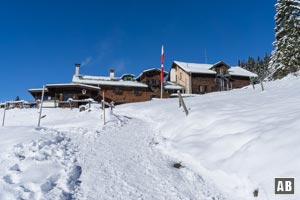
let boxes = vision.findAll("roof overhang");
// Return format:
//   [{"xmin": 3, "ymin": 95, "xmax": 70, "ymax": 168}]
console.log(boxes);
[
  {"xmin": 45, "ymin": 83, "xmax": 101, "ymax": 91},
  {"xmin": 28, "ymin": 88, "xmax": 49, "ymax": 93},
  {"xmin": 211, "ymin": 61, "xmax": 231, "ymax": 69},
  {"xmin": 136, "ymin": 68, "xmax": 168, "ymax": 80}
]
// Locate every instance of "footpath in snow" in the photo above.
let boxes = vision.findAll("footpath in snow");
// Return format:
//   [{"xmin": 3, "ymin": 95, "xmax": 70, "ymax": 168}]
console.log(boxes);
[
  {"xmin": 67, "ymin": 114, "xmax": 225, "ymax": 200},
  {"xmin": 0, "ymin": 106, "xmax": 225, "ymax": 200}
]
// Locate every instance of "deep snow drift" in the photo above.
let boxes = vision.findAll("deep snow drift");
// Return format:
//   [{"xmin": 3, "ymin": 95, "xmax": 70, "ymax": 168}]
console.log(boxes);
[
  {"xmin": 1, "ymin": 75, "xmax": 299, "ymax": 200},
  {"xmin": 116, "ymin": 75, "xmax": 300, "ymax": 200}
]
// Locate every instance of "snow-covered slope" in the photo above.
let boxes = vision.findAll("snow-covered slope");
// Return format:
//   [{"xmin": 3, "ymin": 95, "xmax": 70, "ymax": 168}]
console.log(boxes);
[
  {"xmin": 1, "ymin": 75, "xmax": 299, "ymax": 200},
  {"xmin": 0, "ymin": 107, "xmax": 225, "ymax": 199},
  {"xmin": 116, "ymin": 75, "xmax": 300, "ymax": 200}
]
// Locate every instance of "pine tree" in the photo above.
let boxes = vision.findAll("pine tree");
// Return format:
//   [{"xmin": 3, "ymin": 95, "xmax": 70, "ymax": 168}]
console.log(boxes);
[
  {"xmin": 270, "ymin": 0, "xmax": 300, "ymax": 79},
  {"xmin": 262, "ymin": 53, "xmax": 271, "ymax": 79},
  {"xmin": 237, "ymin": 53, "xmax": 271, "ymax": 79}
]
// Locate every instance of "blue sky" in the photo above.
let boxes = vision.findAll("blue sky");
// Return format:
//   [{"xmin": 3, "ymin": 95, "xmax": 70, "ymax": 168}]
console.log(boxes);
[{"xmin": 0, "ymin": 0, "xmax": 276, "ymax": 101}]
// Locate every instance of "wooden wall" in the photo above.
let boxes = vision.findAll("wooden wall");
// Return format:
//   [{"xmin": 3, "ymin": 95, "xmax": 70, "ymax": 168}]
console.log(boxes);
[
  {"xmin": 99, "ymin": 86, "xmax": 152, "ymax": 104},
  {"xmin": 139, "ymin": 71, "xmax": 165, "ymax": 98},
  {"xmin": 231, "ymin": 76, "xmax": 251, "ymax": 89},
  {"xmin": 191, "ymin": 74, "xmax": 217, "ymax": 94},
  {"xmin": 173, "ymin": 64, "xmax": 191, "ymax": 93}
]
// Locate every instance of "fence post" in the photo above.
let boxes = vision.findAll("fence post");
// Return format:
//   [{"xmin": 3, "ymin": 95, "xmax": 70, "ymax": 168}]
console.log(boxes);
[
  {"xmin": 37, "ymin": 85, "xmax": 46, "ymax": 127},
  {"xmin": 110, "ymin": 101, "xmax": 114, "ymax": 115},
  {"xmin": 103, "ymin": 92, "xmax": 105, "ymax": 125},
  {"xmin": 69, "ymin": 99, "xmax": 73, "ymax": 110},
  {"xmin": 178, "ymin": 91, "xmax": 182, "ymax": 108},
  {"xmin": 2, "ymin": 103, "xmax": 7, "ymax": 127},
  {"xmin": 178, "ymin": 91, "xmax": 189, "ymax": 116},
  {"xmin": 260, "ymin": 80, "xmax": 264, "ymax": 91}
]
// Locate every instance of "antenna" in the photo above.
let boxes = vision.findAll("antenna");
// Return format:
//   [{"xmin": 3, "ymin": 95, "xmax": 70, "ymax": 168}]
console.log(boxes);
[{"xmin": 204, "ymin": 48, "xmax": 208, "ymax": 64}]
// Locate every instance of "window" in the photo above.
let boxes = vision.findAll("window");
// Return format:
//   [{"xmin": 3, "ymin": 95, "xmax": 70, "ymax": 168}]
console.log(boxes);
[
  {"xmin": 199, "ymin": 85, "xmax": 207, "ymax": 94},
  {"xmin": 43, "ymin": 95, "xmax": 53, "ymax": 100},
  {"xmin": 114, "ymin": 87, "xmax": 122, "ymax": 94},
  {"xmin": 133, "ymin": 88, "xmax": 141, "ymax": 95},
  {"xmin": 63, "ymin": 93, "xmax": 73, "ymax": 101},
  {"xmin": 124, "ymin": 76, "xmax": 133, "ymax": 81},
  {"xmin": 220, "ymin": 68, "xmax": 223, "ymax": 74},
  {"xmin": 151, "ymin": 79, "xmax": 157, "ymax": 85}
]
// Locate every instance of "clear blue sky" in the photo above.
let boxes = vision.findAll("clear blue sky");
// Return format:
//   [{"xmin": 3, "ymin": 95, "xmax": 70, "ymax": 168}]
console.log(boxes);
[{"xmin": 0, "ymin": 0, "xmax": 276, "ymax": 101}]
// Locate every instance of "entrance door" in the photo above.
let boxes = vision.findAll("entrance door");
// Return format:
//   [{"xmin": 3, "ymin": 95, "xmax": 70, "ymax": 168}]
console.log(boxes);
[{"xmin": 199, "ymin": 85, "xmax": 207, "ymax": 94}]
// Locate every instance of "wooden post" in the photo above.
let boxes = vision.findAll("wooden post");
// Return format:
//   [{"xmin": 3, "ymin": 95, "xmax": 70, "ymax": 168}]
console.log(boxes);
[
  {"xmin": 178, "ymin": 91, "xmax": 189, "ymax": 116},
  {"xmin": 69, "ymin": 99, "xmax": 72, "ymax": 110},
  {"xmin": 260, "ymin": 80, "xmax": 264, "ymax": 91},
  {"xmin": 103, "ymin": 91, "xmax": 105, "ymax": 125},
  {"xmin": 110, "ymin": 101, "xmax": 114, "ymax": 115},
  {"xmin": 2, "ymin": 103, "xmax": 7, "ymax": 127},
  {"xmin": 250, "ymin": 78, "xmax": 255, "ymax": 90},
  {"xmin": 178, "ymin": 91, "xmax": 182, "ymax": 108},
  {"xmin": 37, "ymin": 85, "xmax": 46, "ymax": 127}
]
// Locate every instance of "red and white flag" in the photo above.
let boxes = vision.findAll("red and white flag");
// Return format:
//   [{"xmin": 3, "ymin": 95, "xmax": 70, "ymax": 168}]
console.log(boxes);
[{"xmin": 160, "ymin": 45, "xmax": 164, "ymax": 83}]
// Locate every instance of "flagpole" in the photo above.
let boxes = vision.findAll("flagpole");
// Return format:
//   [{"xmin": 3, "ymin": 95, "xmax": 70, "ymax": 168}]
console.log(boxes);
[{"xmin": 161, "ymin": 68, "xmax": 163, "ymax": 99}]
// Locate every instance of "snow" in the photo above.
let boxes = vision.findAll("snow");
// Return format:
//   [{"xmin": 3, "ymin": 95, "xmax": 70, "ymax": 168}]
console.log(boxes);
[
  {"xmin": 28, "ymin": 88, "xmax": 49, "ymax": 92},
  {"xmin": 228, "ymin": 66, "xmax": 258, "ymax": 77},
  {"xmin": 0, "ymin": 126, "xmax": 81, "ymax": 199},
  {"xmin": 1, "ymin": 74, "xmax": 299, "ymax": 199},
  {"xmin": 174, "ymin": 61, "xmax": 258, "ymax": 77},
  {"xmin": 174, "ymin": 61, "xmax": 216, "ymax": 74},
  {"xmin": 164, "ymin": 81, "xmax": 184, "ymax": 90},
  {"xmin": 72, "ymin": 75, "xmax": 148, "ymax": 88},
  {"xmin": 115, "ymin": 74, "xmax": 300, "ymax": 200},
  {"xmin": 0, "ymin": 106, "xmax": 224, "ymax": 199}
]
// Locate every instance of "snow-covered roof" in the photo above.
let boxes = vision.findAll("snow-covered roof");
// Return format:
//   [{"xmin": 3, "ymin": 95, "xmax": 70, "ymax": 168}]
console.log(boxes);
[
  {"xmin": 79, "ymin": 75, "xmax": 113, "ymax": 81},
  {"xmin": 173, "ymin": 61, "xmax": 216, "ymax": 74},
  {"xmin": 72, "ymin": 75, "xmax": 148, "ymax": 88},
  {"xmin": 28, "ymin": 88, "xmax": 49, "ymax": 92},
  {"xmin": 174, "ymin": 61, "xmax": 257, "ymax": 77},
  {"xmin": 164, "ymin": 82, "xmax": 184, "ymax": 90},
  {"xmin": 229, "ymin": 66, "xmax": 258, "ymax": 77},
  {"xmin": 136, "ymin": 68, "xmax": 168, "ymax": 80}
]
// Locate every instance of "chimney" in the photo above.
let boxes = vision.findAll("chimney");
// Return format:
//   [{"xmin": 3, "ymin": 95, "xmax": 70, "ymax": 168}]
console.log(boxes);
[
  {"xmin": 75, "ymin": 64, "xmax": 81, "ymax": 76},
  {"xmin": 110, "ymin": 69, "xmax": 115, "ymax": 80}
]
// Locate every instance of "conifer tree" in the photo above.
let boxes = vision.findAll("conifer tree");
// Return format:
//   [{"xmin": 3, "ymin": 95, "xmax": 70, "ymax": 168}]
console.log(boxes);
[{"xmin": 269, "ymin": 0, "xmax": 300, "ymax": 79}]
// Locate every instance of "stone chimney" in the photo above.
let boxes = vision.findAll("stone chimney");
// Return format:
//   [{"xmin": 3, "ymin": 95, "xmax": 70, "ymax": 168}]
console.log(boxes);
[
  {"xmin": 75, "ymin": 64, "xmax": 81, "ymax": 76},
  {"xmin": 110, "ymin": 69, "xmax": 115, "ymax": 80}
]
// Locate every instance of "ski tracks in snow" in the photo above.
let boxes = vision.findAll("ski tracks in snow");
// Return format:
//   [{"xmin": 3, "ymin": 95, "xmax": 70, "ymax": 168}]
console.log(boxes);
[{"xmin": 67, "ymin": 114, "xmax": 226, "ymax": 200}]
